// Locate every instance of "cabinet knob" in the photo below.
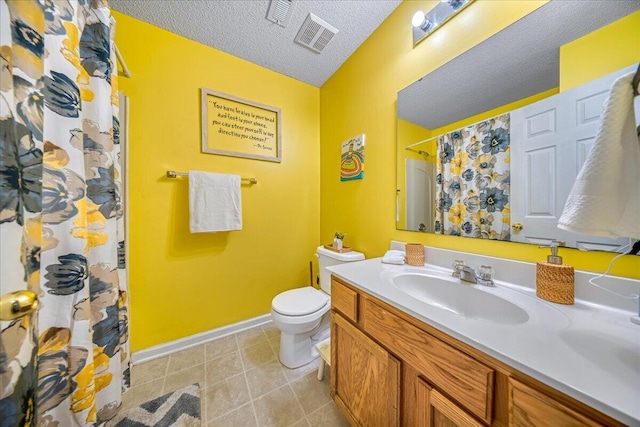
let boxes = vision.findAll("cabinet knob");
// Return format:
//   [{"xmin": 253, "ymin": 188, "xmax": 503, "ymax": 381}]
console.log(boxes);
[{"xmin": 512, "ymin": 223, "xmax": 523, "ymax": 231}]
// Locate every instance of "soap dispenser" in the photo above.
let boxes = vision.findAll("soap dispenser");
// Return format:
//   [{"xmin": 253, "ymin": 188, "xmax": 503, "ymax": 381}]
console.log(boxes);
[{"xmin": 536, "ymin": 240, "xmax": 575, "ymax": 305}]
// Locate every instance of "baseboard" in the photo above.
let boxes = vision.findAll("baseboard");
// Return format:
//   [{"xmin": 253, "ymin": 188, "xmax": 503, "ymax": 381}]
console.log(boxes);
[{"xmin": 131, "ymin": 313, "xmax": 272, "ymax": 364}]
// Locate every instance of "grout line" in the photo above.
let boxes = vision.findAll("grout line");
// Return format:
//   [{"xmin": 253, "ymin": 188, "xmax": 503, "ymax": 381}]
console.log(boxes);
[
  {"xmin": 270, "ymin": 328, "xmax": 323, "ymax": 426},
  {"xmin": 290, "ymin": 381, "xmax": 310, "ymax": 426},
  {"xmin": 209, "ymin": 402, "xmax": 257, "ymax": 425},
  {"xmin": 306, "ymin": 400, "xmax": 335, "ymax": 424},
  {"xmin": 202, "ymin": 373, "xmax": 249, "ymax": 420},
  {"xmin": 236, "ymin": 330, "xmax": 261, "ymax": 426},
  {"xmin": 203, "ymin": 335, "xmax": 248, "ymax": 423},
  {"xmin": 203, "ymin": 343, "xmax": 208, "ymax": 423},
  {"xmin": 214, "ymin": 323, "xmax": 326, "ymax": 426},
  {"xmin": 161, "ymin": 353, "xmax": 171, "ymax": 394},
  {"xmin": 283, "ymin": 358, "xmax": 311, "ymax": 426}
]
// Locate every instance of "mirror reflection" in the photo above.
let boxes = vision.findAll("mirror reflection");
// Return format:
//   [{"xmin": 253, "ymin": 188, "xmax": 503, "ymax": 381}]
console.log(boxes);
[{"xmin": 396, "ymin": 1, "xmax": 640, "ymax": 252}]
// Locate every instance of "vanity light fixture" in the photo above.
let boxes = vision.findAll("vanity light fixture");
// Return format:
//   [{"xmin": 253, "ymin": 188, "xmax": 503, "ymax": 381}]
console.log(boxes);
[
  {"xmin": 411, "ymin": 11, "xmax": 434, "ymax": 32},
  {"xmin": 412, "ymin": 0, "xmax": 475, "ymax": 46}
]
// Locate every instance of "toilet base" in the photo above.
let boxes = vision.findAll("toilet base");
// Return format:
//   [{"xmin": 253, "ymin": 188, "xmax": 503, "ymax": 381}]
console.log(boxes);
[
  {"xmin": 279, "ymin": 333, "xmax": 319, "ymax": 369},
  {"xmin": 278, "ymin": 316, "xmax": 330, "ymax": 369}
]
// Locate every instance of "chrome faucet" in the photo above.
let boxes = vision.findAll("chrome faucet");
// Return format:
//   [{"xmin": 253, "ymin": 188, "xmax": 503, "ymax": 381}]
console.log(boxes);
[{"xmin": 456, "ymin": 264, "xmax": 495, "ymax": 287}]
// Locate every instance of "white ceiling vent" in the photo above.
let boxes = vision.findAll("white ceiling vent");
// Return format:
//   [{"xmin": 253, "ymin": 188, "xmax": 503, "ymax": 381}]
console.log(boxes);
[
  {"xmin": 266, "ymin": 0, "xmax": 295, "ymax": 27},
  {"xmin": 294, "ymin": 13, "xmax": 339, "ymax": 54}
]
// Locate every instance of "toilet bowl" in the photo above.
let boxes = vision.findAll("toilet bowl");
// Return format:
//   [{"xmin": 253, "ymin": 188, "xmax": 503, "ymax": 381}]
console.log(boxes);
[
  {"xmin": 271, "ymin": 287, "xmax": 331, "ymax": 368},
  {"xmin": 271, "ymin": 246, "xmax": 365, "ymax": 369}
]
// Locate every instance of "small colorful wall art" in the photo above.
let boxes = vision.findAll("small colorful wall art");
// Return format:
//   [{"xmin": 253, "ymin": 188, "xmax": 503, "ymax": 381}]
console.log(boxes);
[{"xmin": 340, "ymin": 134, "xmax": 365, "ymax": 181}]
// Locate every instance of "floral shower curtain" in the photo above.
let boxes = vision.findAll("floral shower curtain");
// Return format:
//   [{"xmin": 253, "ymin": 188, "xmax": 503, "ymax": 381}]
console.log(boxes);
[
  {"xmin": 435, "ymin": 113, "xmax": 511, "ymax": 240},
  {"xmin": 0, "ymin": 1, "xmax": 129, "ymax": 425}
]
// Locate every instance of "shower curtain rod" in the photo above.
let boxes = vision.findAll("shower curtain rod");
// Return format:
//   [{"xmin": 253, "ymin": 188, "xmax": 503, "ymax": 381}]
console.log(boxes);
[
  {"xmin": 114, "ymin": 43, "xmax": 131, "ymax": 78},
  {"xmin": 405, "ymin": 147, "xmax": 429, "ymax": 157},
  {"xmin": 405, "ymin": 134, "xmax": 438, "ymax": 149}
]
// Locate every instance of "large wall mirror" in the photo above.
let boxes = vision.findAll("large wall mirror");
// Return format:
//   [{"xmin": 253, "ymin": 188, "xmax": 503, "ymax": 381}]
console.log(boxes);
[{"xmin": 396, "ymin": 0, "xmax": 640, "ymax": 253}]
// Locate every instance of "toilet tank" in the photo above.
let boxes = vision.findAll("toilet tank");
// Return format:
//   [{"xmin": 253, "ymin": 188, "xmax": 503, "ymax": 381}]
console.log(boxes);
[{"xmin": 316, "ymin": 246, "xmax": 365, "ymax": 294}]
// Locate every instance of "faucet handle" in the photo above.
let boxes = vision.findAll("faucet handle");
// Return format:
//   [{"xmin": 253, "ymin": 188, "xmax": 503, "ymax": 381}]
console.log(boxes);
[
  {"xmin": 478, "ymin": 265, "xmax": 494, "ymax": 281},
  {"xmin": 452, "ymin": 260, "xmax": 465, "ymax": 278}
]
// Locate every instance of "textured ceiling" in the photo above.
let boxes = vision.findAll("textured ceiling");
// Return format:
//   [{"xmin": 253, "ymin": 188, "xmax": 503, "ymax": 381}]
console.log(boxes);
[
  {"xmin": 110, "ymin": 0, "xmax": 402, "ymax": 87},
  {"xmin": 397, "ymin": 0, "xmax": 640, "ymax": 131}
]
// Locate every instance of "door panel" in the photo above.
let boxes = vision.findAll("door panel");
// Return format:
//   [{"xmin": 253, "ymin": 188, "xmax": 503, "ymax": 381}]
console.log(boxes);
[
  {"xmin": 526, "ymin": 146, "xmax": 556, "ymax": 217},
  {"xmin": 511, "ymin": 65, "xmax": 635, "ymax": 250}
]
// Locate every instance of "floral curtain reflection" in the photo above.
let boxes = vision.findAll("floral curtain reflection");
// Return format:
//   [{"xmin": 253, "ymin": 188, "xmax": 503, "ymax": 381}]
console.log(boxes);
[
  {"xmin": 0, "ymin": 1, "xmax": 129, "ymax": 425},
  {"xmin": 435, "ymin": 114, "xmax": 511, "ymax": 240}
]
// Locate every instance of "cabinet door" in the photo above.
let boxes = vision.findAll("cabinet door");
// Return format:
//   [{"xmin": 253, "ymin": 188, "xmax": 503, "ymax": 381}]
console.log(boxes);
[
  {"xmin": 509, "ymin": 378, "xmax": 601, "ymax": 427},
  {"xmin": 417, "ymin": 379, "xmax": 484, "ymax": 427},
  {"xmin": 331, "ymin": 312, "xmax": 400, "ymax": 427}
]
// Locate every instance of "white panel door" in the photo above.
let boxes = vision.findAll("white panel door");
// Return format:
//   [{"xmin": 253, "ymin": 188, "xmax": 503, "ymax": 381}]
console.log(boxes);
[{"xmin": 511, "ymin": 65, "xmax": 636, "ymax": 251}]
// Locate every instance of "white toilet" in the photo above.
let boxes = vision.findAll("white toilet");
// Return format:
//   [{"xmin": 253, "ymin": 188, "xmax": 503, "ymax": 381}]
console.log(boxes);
[{"xmin": 271, "ymin": 246, "xmax": 365, "ymax": 368}]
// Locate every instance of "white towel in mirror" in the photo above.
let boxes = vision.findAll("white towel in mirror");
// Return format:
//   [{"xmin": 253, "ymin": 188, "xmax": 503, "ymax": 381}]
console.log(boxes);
[
  {"xmin": 558, "ymin": 72, "xmax": 640, "ymax": 239},
  {"xmin": 189, "ymin": 171, "xmax": 242, "ymax": 233}
]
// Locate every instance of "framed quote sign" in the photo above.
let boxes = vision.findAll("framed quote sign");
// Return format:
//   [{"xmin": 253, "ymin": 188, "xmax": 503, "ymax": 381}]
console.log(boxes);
[{"xmin": 201, "ymin": 88, "xmax": 282, "ymax": 162}]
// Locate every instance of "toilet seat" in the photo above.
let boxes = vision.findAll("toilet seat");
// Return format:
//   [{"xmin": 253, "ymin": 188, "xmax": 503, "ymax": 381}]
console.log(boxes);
[{"xmin": 272, "ymin": 287, "xmax": 329, "ymax": 316}]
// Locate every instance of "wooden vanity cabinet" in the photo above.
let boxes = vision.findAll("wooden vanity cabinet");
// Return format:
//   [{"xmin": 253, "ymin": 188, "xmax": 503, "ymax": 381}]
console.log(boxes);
[
  {"xmin": 330, "ymin": 277, "xmax": 625, "ymax": 427},
  {"xmin": 331, "ymin": 312, "xmax": 400, "ymax": 427}
]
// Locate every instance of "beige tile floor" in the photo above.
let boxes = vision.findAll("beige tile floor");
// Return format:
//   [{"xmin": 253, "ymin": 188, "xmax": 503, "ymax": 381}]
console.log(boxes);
[{"xmin": 119, "ymin": 322, "xmax": 350, "ymax": 427}]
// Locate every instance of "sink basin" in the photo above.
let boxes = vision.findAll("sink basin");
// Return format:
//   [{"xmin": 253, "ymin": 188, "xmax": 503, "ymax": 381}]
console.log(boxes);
[{"xmin": 392, "ymin": 273, "xmax": 529, "ymax": 325}]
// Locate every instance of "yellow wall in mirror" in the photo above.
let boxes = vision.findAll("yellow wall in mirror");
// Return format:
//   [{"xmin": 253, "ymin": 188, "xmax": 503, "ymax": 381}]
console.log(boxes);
[
  {"xmin": 396, "ymin": 119, "xmax": 433, "ymax": 229},
  {"xmin": 320, "ymin": 1, "xmax": 639, "ymax": 279},
  {"xmin": 114, "ymin": 12, "xmax": 320, "ymax": 351},
  {"xmin": 560, "ymin": 10, "xmax": 640, "ymax": 91},
  {"xmin": 429, "ymin": 88, "xmax": 559, "ymax": 137}
]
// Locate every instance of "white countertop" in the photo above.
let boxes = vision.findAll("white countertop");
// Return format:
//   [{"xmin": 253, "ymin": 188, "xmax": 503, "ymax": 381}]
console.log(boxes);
[{"xmin": 328, "ymin": 258, "xmax": 640, "ymax": 426}]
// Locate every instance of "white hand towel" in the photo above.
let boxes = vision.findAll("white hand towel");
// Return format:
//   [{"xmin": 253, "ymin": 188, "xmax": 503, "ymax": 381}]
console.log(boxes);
[
  {"xmin": 189, "ymin": 171, "xmax": 242, "ymax": 233},
  {"xmin": 558, "ymin": 72, "xmax": 640, "ymax": 239},
  {"xmin": 382, "ymin": 250, "xmax": 406, "ymax": 265}
]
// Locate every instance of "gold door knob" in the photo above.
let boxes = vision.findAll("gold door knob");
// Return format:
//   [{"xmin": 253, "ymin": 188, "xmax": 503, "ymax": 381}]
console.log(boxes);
[
  {"xmin": 512, "ymin": 222, "xmax": 524, "ymax": 231},
  {"xmin": 0, "ymin": 290, "xmax": 39, "ymax": 321}
]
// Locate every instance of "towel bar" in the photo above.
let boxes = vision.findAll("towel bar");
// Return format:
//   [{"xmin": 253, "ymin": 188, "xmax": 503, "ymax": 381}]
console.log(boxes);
[{"xmin": 166, "ymin": 170, "xmax": 257, "ymax": 184}]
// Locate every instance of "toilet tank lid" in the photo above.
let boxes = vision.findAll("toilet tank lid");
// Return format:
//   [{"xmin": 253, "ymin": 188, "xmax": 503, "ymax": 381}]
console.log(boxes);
[{"xmin": 316, "ymin": 246, "xmax": 365, "ymax": 262}]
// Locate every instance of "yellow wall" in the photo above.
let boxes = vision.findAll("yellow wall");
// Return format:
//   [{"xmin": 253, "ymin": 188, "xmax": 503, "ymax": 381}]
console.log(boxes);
[
  {"xmin": 560, "ymin": 10, "xmax": 640, "ymax": 91},
  {"xmin": 114, "ymin": 12, "xmax": 321, "ymax": 351},
  {"xmin": 320, "ymin": 1, "xmax": 640, "ymax": 279}
]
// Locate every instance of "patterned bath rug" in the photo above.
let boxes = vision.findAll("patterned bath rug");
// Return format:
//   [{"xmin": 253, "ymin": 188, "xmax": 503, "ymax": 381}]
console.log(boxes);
[{"xmin": 113, "ymin": 383, "xmax": 201, "ymax": 427}]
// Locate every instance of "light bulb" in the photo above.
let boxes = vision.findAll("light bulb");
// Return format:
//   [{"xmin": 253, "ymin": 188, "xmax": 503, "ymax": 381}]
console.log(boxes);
[
  {"xmin": 449, "ymin": 0, "xmax": 464, "ymax": 10},
  {"xmin": 412, "ymin": 10, "xmax": 426, "ymax": 28}
]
